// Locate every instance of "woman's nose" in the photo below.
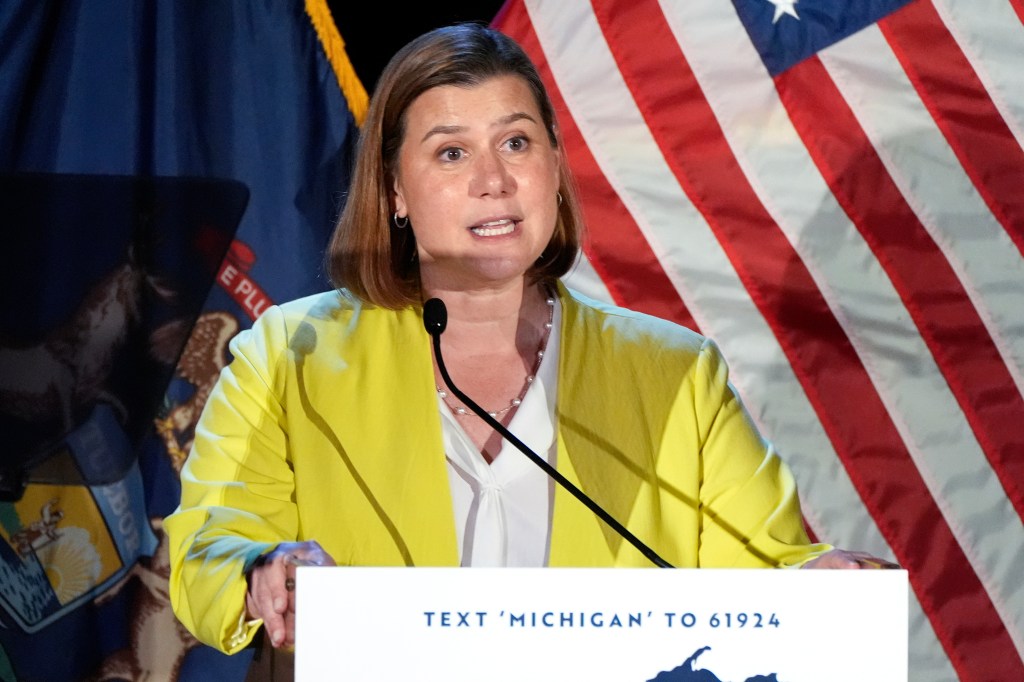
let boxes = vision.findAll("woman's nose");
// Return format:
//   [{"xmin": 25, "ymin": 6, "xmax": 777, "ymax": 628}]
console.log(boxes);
[{"xmin": 470, "ymin": 151, "xmax": 516, "ymax": 197}]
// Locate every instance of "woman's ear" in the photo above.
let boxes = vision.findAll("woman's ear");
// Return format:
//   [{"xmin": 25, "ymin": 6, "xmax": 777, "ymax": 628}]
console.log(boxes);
[
  {"xmin": 551, "ymin": 141, "xmax": 564, "ymax": 187},
  {"xmin": 392, "ymin": 184, "xmax": 408, "ymax": 220}
]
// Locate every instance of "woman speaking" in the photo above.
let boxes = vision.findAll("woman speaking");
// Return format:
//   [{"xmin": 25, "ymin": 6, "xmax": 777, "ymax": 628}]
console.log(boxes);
[{"xmin": 165, "ymin": 22, "xmax": 893, "ymax": 659}]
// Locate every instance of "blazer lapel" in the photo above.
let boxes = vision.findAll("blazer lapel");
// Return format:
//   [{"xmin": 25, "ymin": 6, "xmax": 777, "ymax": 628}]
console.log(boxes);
[{"xmin": 316, "ymin": 303, "xmax": 459, "ymax": 566}]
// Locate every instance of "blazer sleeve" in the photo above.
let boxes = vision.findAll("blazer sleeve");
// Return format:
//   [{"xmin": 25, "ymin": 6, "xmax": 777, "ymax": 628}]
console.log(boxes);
[
  {"xmin": 689, "ymin": 337, "xmax": 831, "ymax": 567},
  {"xmin": 164, "ymin": 305, "xmax": 297, "ymax": 653}
]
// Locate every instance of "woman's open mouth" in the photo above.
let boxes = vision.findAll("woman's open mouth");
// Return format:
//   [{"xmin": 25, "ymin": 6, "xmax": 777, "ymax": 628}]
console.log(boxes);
[{"xmin": 470, "ymin": 218, "xmax": 517, "ymax": 237}]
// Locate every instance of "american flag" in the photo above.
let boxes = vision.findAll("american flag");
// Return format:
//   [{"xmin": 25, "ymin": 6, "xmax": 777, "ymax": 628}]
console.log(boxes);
[{"xmin": 493, "ymin": 1, "xmax": 1024, "ymax": 679}]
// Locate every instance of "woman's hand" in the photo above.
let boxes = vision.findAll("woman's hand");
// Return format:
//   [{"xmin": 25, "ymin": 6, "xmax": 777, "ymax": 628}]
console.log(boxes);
[
  {"xmin": 245, "ymin": 541, "xmax": 336, "ymax": 648},
  {"xmin": 802, "ymin": 548, "xmax": 901, "ymax": 569}
]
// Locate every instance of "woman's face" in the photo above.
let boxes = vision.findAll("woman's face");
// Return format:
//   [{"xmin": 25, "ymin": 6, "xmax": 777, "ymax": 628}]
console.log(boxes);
[{"xmin": 392, "ymin": 75, "xmax": 561, "ymax": 292}]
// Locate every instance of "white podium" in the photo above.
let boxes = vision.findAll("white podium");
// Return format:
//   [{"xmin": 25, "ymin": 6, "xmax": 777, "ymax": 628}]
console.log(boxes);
[{"xmin": 295, "ymin": 566, "xmax": 907, "ymax": 681}]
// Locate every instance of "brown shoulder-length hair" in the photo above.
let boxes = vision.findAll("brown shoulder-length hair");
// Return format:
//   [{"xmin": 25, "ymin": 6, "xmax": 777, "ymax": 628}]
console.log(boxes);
[{"xmin": 325, "ymin": 22, "xmax": 584, "ymax": 309}]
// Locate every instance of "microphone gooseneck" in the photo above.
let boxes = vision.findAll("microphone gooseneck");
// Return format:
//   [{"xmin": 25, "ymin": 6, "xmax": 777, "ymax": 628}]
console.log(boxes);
[{"xmin": 422, "ymin": 297, "xmax": 673, "ymax": 569}]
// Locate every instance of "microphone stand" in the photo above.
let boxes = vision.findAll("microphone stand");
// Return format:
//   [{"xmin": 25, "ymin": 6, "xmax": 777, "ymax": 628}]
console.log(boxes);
[{"xmin": 425, "ymin": 298, "xmax": 673, "ymax": 569}]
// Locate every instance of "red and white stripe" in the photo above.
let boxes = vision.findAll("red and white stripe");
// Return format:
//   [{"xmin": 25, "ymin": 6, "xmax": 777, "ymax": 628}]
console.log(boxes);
[{"xmin": 494, "ymin": 1, "xmax": 1024, "ymax": 679}]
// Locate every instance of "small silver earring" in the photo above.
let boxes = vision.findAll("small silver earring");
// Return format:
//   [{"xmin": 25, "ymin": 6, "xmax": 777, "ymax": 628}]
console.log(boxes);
[
  {"xmin": 393, "ymin": 212, "xmax": 409, "ymax": 229},
  {"xmin": 557, "ymin": 192, "xmax": 563, "ymax": 206}
]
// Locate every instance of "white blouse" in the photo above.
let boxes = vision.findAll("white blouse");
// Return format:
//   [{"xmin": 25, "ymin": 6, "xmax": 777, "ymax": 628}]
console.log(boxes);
[{"xmin": 437, "ymin": 297, "xmax": 562, "ymax": 567}]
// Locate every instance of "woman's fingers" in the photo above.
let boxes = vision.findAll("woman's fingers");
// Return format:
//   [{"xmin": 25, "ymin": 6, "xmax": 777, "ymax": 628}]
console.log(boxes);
[
  {"xmin": 246, "ymin": 541, "xmax": 338, "ymax": 648},
  {"xmin": 246, "ymin": 553, "xmax": 293, "ymax": 647},
  {"xmin": 803, "ymin": 548, "xmax": 901, "ymax": 570}
]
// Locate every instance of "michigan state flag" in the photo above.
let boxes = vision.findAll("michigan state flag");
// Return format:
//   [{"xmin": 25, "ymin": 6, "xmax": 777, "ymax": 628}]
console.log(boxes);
[{"xmin": 0, "ymin": 1, "xmax": 366, "ymax": 679}]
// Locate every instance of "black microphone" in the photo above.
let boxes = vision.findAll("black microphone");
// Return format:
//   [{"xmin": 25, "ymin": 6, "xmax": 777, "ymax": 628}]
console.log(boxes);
[{"xmin": 423, "ymin": 297, "xmax": 673, "ymax": 569}]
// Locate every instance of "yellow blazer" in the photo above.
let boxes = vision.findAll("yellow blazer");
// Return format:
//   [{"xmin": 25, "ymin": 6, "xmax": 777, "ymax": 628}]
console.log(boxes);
[{"xmin": 166, "ymin": 282, "xmax": 826, "ymax": 653}]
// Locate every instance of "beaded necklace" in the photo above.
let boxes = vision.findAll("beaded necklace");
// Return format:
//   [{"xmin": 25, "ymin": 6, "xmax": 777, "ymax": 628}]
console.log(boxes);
[{"xmin": 436, "ymin": 290, "xmax": 556, "ymax": 420}]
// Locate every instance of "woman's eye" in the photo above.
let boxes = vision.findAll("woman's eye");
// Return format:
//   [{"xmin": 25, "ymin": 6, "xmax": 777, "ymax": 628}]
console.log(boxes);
[
  {"xmin": 440, "ymin": 147, "xmax": 464, "ymax": 162},
  {"xmin": 505, "ymin": 135, "xmax": 529, "ymax": 152}
]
